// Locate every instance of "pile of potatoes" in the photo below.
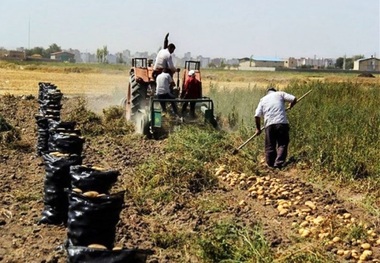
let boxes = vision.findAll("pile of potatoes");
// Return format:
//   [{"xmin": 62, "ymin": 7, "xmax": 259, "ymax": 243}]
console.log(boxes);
[{"xmin": 214, "ymin": 165, "xmax": 380, "ymax": 262}]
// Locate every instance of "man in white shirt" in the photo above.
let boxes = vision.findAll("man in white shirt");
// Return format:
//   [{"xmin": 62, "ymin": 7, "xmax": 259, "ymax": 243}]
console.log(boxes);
[
  {"xmin": 254, "ymin": 88, "xmax": 297, "ymax": 168},
  {"xmin": 153, "ymin": 43, "xmax": 177, "ymax": 75},
  {"xmin": 155, "ymin": 68, "xmax": 178, "ymax": 115}
]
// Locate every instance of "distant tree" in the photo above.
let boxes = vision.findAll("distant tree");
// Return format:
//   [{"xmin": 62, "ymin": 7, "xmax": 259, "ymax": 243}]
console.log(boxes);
[
  {"xmin": 25, "ymin": 44, "xmax": 60, "ymax": 58},
  {"xmin": 335, "ymin": 57, "xmax": 344, "ymax": 69},
  {"xmin": 208, "ymin": 63, "xmax": 216, "ymax": 68},
  {"xmin": 116, "ymin": 53, "xmax": 124, "ymax": 64},
  {"xmin": 46, "ymin": 43, "xmax": 62, "ymax": 56},
  {"xmin": 96, "ymin": 48, "xmax": 103, "ymax": 63},
  {"xmin": 345, "ymin": 58, "xmax": 354, "ymax": 70},
  {"xmin": 103, "ymin": 45, "xmax": 109, "ymax": 63},
  {"xmin": 336, "ymin": 55, "xmax": 364, "ymax": 69},
  {"xmin": 26, "ymin": 46, "xmax": 45, "ymax": 57},
  {"xmin": 96, "ymin": 45, "xmax": 109, "ymax": 63},
  {"xmin": 220, "ymin": 60, "xmax": 226, "ymax": 69}
]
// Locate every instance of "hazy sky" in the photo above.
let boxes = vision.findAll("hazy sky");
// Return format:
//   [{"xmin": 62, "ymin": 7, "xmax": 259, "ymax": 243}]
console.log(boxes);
[{"xmin": 1, "ymin": 0, "xmax": 379, "ymax": 59}]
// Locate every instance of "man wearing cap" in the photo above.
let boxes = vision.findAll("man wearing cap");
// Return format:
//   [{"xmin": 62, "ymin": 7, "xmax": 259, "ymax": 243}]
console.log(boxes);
[
  {"xmin": 181, "ymin": 70, "xmax": 202, "ymax": 118},
  {"xmin": 254, "ymin": 88, "xmax": 297, "ymax": 169}
]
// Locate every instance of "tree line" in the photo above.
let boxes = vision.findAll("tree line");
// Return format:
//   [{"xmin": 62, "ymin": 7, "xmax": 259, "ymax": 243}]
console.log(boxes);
[
  {"xmin": 21, "ymin": 43, "xmax": 111, "ymax": 64},
  {"xmin": 25, "ymin": 43, "xmax": 62, "ymax": 58}
]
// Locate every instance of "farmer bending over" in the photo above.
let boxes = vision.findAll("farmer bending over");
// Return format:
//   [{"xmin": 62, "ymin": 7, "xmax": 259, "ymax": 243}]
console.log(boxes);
[{"xmin": 254, "ymin": 87, "xmax": 297, "ymax": 169}]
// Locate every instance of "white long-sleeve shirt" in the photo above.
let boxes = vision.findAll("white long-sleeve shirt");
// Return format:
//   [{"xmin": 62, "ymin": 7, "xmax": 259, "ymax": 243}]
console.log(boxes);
[
  {"xmin": 255, "ymin": 91, "xmax": 295, "ymax": 128},
  {"xmin": 153, "ymin": 48, "xmax": 176, "ymax": 72}
]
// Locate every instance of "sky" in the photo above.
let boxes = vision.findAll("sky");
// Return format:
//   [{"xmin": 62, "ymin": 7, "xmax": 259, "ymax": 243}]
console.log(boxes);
[{"xmin": 1, "ymin": 0, "xmax": 379, "ymax": 59}]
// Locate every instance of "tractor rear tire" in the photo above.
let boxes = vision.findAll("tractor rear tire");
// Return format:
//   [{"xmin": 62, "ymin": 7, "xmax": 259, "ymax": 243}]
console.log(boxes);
[
  {"xmin": 126, "ymin": 73, "xmax": 148, "ymax": 122},
  {"xmin": 125, "ymin": 72, "xmax": 153, "ymax": 136}
]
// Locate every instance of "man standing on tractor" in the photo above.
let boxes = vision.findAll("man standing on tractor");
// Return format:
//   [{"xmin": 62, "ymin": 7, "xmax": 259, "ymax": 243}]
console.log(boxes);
[
  {"xmin": 153, "ymin": 43, "xmax": 177, "ymax": 76},
  {"xmin": 254, "ymin": 87, "xmax": 297, "ymax": 169},
  {"xmin": 181, "ymin": 70, "xmax": 202, "ymax": 118},
  {"xmin": 155, "ymin": 68, "xmax": 179, "ymax": 116}
]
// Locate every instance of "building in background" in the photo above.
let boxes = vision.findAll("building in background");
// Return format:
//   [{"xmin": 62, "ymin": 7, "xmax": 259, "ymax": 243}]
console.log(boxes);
[
  {"xmin": 0, "ymin": 50, "xmax": 26, "ymax": 60},
  {"xmin": 50, "ymin": 51, "xmax": 75, "ymax": 62},
  {"xmin": 284, "ymin": 57, "xmax": 297, "ymax": 68},
  {"xmin": 251, "ymin": 57, "xmax": 284, "ymax": 67},
  {"xmin": 354, "ymin": 56, "xmax": 380, "ymax": 71},
  {"xmin": 297, "ymin": 57, "xmax": 335, "ymax": 69}
]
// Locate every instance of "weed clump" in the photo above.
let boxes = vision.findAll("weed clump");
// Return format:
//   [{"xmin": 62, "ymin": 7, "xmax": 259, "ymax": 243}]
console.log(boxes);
[
  {"xmin": 102, "ymin": 106, "xmax": 134, "ymax": 135},
  {"xmin": 0, "ymin": 114, "xmax": 20, "ymax": 144},
  {"xmin": 65, "ymin": 97, "xmax": 133, "ymax": 136}
]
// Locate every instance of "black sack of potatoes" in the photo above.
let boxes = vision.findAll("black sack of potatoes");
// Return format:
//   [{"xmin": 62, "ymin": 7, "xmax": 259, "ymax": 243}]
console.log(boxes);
[
  {"xmin": 39, "ymin": 88, "xmax": 63, "ymax": 104},
  {"xmin": 44, "ymin": 109, "xmax": 61, "ymax": 119},
  {"xmin": 40, "ymin": 103, "xmax": 62, "ymax": 112},
  {"xmin": 70, "ymin": 165, "xmax": 120, "ymax": 194},
  {"xmin": 35, "ymin": 115, "xmax": 62, "ymax": 156},
  {"xmin": 36, "ymin": 128, "xmax": 49, "ymax": 156},
  {"xmin": 66, "ymin": 246, "xmax": 153, "ymax": 263},
  {"xmin": 48, "ymin": 133, "xmax": 85, "ymax": 155},
  {"xmin": 48, "ymin": 120, "xmax": 77, "ymax": 131},
  {"xmin": 35, "ymin": 116, "xmax": 63, "ymax": 156},
  {"xmin": 40, "ymin": 152, "xmax": 83, "ymax": 225},
  {"xmin": 35, "ymin": 114, "xmax": 49, "ymax": 129},
  {"xmin": 67, "ymin": 191, "xmax": 125, "ymax": 249},
  {"xmin": 38, "ymin": 82, "xmax": 58, "ymax": 102}
]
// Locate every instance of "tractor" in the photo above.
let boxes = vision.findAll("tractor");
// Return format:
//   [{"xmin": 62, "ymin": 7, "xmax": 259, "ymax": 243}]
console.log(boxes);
[{"xmin": 123, "ymin": 37, "xmax": 217, "ymax": 139}]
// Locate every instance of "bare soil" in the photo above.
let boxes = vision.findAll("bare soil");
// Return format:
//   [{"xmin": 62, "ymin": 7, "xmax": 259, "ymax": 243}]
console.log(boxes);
[{"xmin": 1, "ymin": 95, "xmax": 380, "ymax": 263}]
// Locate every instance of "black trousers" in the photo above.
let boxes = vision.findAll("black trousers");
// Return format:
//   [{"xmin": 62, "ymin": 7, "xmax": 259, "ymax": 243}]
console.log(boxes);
[
  {"xmin": 181, "ymin": 101, "xmax": 196, "ymax": 117},
  {"xmin": 264, "ymin": 123, "xmax": 290, "ymax": 168},
  {"xmin": 157, "ymin": 93, "xmax": 178, "ymax": 114}
]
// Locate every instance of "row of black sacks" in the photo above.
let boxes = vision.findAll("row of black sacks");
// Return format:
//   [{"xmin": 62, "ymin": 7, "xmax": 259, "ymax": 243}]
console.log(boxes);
[{"xmin": 36, "ymin": 82, "xmax": 152, "ymax": 263}]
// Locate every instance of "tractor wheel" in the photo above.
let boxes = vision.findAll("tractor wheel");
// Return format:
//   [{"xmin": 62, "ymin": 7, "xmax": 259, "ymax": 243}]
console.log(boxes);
[{"xmin": 125, "ymin": 72, "xmax": 148, "ymax": 122}]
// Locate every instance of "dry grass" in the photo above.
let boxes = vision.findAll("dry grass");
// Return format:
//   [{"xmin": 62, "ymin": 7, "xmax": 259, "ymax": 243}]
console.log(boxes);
[
  {"xmin": 0, "ymin": 68, "xmax": 129, "ymax": 97},
  {"xmin": 1, "ymin": 63, "xmax": 379, "ymax": 98}
]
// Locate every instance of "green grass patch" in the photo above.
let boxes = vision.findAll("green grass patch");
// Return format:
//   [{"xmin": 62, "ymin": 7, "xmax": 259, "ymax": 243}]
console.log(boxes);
[
  {"xmin": 197, "ymin": 220, "xmax": 273, "ymax": 263},
  {"xmin": 126, "ymin": 125, "xmax": 234, "ymax": 204},
  {"xmin": 286, "ymin": 81, "xmax": 380, "ymax": 184}
]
